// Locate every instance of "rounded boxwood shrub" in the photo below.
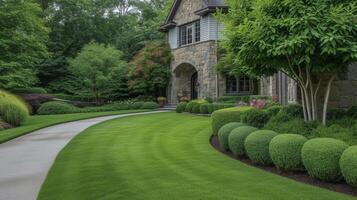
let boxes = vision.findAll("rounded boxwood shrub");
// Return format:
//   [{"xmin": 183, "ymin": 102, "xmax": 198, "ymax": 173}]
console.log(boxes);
[
  {"xmin": 192, "ymin": 104, "xmax": 201, "ymax": 113},
  {"xmin": 269, "ymin": 134, "xmax": 308, "ymax": 171},
  {"xmin": 228, "ymin": 126, "xmax": 258, "ymax": 156},
  {"xmin": 211, "ymin": 106, "xmax": 252, "ymax": 134},
  {"xmin": 141, "ymin": 102, "xmax": 159, "ymax": 109},
  {"xmin": 340, "ymin": 146, "xmax": 357, "ymax": 187},
  {"xmin": 0, "ymin": 90, "xmax": 29, "ymax": 126},
  {"xmin": 241, "ymin": 109, "xmax": 270, "ymax": 128},
  {"xmin": 176, "ymin": 102, "xmax": 187, "ymax": 113},
  {"xmin": 130, "ymin": 101, "xmax": 144, "ymax": 109},
  {"xmin": 218, "ymin": 122, "xmax": 245, "ymax": 151},
  {"xmin": 245, "ymin": 130, "xmax": 278, "ymax": 165},
  {"xmin": 301, "ymin": 138, "xmax": 349, "ymax": 182},
  {"xmin": 200, "ymin": 103, "xmax": 210, "ymax": 114},
  {"xmin": 37, "ymin": 101, "xmax": 77, "ymax": 115}
]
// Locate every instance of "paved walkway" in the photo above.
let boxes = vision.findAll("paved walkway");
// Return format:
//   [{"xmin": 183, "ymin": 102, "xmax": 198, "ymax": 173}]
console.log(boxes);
[{"xmin": 0, "ymin": 111, "xmax": 167, "ymax": 200}]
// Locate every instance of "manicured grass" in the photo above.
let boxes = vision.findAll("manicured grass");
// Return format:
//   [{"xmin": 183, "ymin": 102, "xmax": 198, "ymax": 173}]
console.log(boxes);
[
  {"xmin": 38, "ymin": 113, "xmax": 356, "ymax": 200},
  {"xmin": 0, "ymin": 110, "xmax": 147, "ymax": 144}
]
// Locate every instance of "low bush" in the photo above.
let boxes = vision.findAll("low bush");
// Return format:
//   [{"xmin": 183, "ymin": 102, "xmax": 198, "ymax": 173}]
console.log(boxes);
[
  {"xmin": 130, "ymin": 102, "xmax": 145, "ymax": 109},
  {"xmin": 185, "ymin": 99, "xmax": 208, "ymax": 113},
  {"xmin": 192, "ymin": 104, "xmax": 201, "ymax": 113},
  {"xmin": 311, "ymin": 124, "xmax": 357, "ymax": 145},
  {"xmin": 37, "ymin": 101, "xmax": 77, "ymax": 115},
  {"xmin": 340, "ymin": 146, "xmax": 357, "ymax": 187},
  {"xmin": 269, "ymin": 134, "xmax": 308, "ymax": 171},
  {"xmin": 176, "ymin": 102, "xmax": 187, "ymax": 113},
  {"xmin": 218, "ymin": 122, "xmax": 245, "ymax": 150},
  {"xmin": 10, "ymin": 87, "xmax": 47, "ymax": 94},
  {"xmin": 228, "ymin": 126, "xmax": 258, "ymax": 156},
  {"xmin": 211, "ymin": 106, "xmax": 252, "ymax": 134},
  {"xmin": 264, "ymin": 117, "xmax": 317, "ymax": 137},
  {"xmin": 18, "ymin": 93, "xmax": 53, "ymax": 114},
  {"xmin": 207, "ymin": 104, "xmax": 214, "ymax": 114},
  {"xmin": 327, "ymin": 108, "xmax": 348, "ymax": 120},
  {"xmin": 241, "ymin": 109, "xmax": 270, "ymax": 128},
  {"xmin": 0, "ymin": 90, "xmax": 29, "ymax": 126},
  {"xmin": 265, "ymin": 105, "xmax": 282, "ymax": 117},
  {"xmin": 212, "ymin": 103, "xmax": 236, "ymax": 112},
  {"xmin": 347, "ymin": 106, "xmax": 357, "ymax": 118},
  {"xmin": 200, "ymin": 103, "xmax": 210, "ymax": 114},
  {"xmin": 279, "ymin": 104, "xmax": 304, "ymax": 119},
  {"xmin": 141, "ymin": 102, "xmax": 159, "ymax": 109},
  {"xmin": 301, "ymin": 138, "xmax": 348, "ymax": 182},
  {"xmin": 245, "ymin": 130, "xmax": 278, "ymax": 165}
]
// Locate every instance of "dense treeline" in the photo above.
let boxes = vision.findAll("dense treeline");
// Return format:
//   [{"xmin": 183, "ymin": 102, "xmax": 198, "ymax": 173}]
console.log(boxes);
[{"xmin": 0, "ymin": 0, "xmax": 173, "ymax": 102}]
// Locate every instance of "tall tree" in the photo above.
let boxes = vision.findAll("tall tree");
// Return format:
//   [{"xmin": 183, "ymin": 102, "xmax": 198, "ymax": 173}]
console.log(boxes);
[
  {"xmin": 219, "ymin": 0, "xmax": 357, "ymax": 124},
  {"xmin": 128, "ymin": 41, "xmax": 172, "ymax": 97},
  {"xmin": 69, "ymin": 43, "xmax": 128, "ymax": 103},
  {"xmin": 0, "ymin": 0, "xmax": 49, "ymax": 89}
]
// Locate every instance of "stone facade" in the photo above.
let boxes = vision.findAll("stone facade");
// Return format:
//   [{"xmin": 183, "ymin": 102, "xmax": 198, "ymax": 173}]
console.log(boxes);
[
  {"xmin": 168, "ymin": 41, "xmax": 225, "ymax": 103},
  {"xmin": 173, "ymin": 0, "xmax": 203, "ymax": 25}
]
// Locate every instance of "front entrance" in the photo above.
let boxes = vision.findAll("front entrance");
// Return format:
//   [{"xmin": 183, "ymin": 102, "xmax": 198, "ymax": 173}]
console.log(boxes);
[{"xmin": 173, "ymin": 63, "xmax": 198, "ymax": 103}]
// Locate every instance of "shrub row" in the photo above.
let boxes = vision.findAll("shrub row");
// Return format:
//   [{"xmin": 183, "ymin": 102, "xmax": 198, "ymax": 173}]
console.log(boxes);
[
  {"xmin": 0, "ymin": 90, "xmax": 29, "ymax": 126},
  {"xmin": 217, "ymin": 120, "xmax": 357, "ymax": 186},
  {"xmin": 218, "ymin": 95, "xmax": 272, "ymax": 103},
  {"xmin": 175, "ymin": 100, "xmax": 235, "ymax": 114},
  {"xmin": 37, "ymin": 101, "xmax": 159, "ymax": 115}
]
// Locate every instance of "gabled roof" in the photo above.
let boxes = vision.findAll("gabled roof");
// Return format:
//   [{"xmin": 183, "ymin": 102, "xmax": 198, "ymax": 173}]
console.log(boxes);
[{"xmin": 159, "ymin": 0, "xmax": 228, "ymax": 32}]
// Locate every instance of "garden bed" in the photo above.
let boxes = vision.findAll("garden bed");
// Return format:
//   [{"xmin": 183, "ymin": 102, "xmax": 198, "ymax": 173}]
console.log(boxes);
[{"xmin": 210, "ymin": 135, "xmax": 357, "ymax": 197}]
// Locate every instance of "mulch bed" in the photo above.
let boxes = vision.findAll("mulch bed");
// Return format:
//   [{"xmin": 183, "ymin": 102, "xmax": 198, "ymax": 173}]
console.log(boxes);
[{"xmin": 210, "ymin": 135, "xmax": 357, "ymax": 197}]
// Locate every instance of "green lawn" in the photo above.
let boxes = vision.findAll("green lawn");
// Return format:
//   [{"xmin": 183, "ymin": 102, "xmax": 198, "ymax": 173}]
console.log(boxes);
[
  {"xmin": 0, "ymin": 110, "xmax": 148, "ymax": 144},
  {"xmin": 38, "ymin": 113, "xmax": 356, "ymax": 200}
]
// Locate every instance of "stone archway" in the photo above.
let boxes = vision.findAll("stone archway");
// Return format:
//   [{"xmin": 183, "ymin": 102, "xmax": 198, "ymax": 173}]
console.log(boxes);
[{"xmin": 172, "ymin": 63, "xmax": 198, "ymax": 103}]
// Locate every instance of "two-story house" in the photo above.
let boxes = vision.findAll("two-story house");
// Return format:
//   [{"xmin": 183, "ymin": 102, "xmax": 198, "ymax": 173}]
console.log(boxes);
[{"xmin": 160, "ymin": 0, "xmax": 357, "ymax": 108}]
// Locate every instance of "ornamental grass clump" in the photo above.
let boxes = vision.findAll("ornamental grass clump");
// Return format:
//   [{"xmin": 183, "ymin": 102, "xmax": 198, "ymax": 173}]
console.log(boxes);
[
  {"xmin": 301, "ymin": 138, "xmax": 348, "ymax": 182},
  {"xmin": 245, "ymin": 130, "xmax": 278, "ymax": 165},
  {"xmin": 0, "ymin": 90, "xmax": 29, "ymax": 126},
  {"xmin": 218, "ymin": 122, "xmax": 245, "ymax": 151},
  {"xmin": 269, "ymin": 134, "xmax": 308, "ymax": 171},
  {"xmin": 340, "ymin": 146, "xmax": 357, "ymax": 187},
  {"xmin": 228, "ymin": 126, "xmax": 258, "ymax": 156}
]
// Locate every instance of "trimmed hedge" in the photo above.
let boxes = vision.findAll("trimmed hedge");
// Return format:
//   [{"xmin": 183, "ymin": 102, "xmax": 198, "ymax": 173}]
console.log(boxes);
[
  {"xmin": 200, "ymin": 103, "xmax": 210, "ymax": 114},
  {"xmin": 141, "ymin": 102, "xmax": 159, "ymax": 109},
  {"xmin": 211, "ymin": 106, "xmax": 253, "ymax": 134},
  {"xmin": 265, "ymin": 105, "xmax": 282, "ymax": 117},
  {"xmin": 218, "ymin": 122, "xmax": 245, "ymax": 150},
  {"xmin": 37, "ymin": 101, "xmax": 77, "ymax": 115},
  {"xmin": 301, "ymin": 138, "xmax": 349, "ymax": 182},
  {"xmin": 241, "ymin": 109, "xmax": 270, "ymax": 128},
  {"xmin": 192, "ymin": 104, "xmax": 201, "ymax": 113},
  {"xmin": 176, "ymin": 102, "xmax": 187, "ymax": 113},
  {"xmin": 228, "ymin": 126, "xmax": 258, "ymax": 156},
  {"xmin": 185, "ymin": 100, "xmax": 208, "ymax": 113},
  {"xmin": 340, "ymin": 146, "xmax": 357, "ymax": 187},
  {"xmin": 130, "ymin": 102, "xmax": 145, "ymax": 109},
  {"xmin": 269, "ymin": 134, "xmax": 308, "ymax": 171},
  {"xmin": 245, "ymin": 130, "xmax": 278, "ymax": 165},
  {"xmin": 0, "ymin": 90, "xmax": 29, "ymax": 126}
]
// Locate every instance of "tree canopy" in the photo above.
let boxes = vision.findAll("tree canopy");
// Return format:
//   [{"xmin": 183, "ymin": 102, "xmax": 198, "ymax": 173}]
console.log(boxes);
[{"xmin": 219, "ymin": 0, "xmax": 357, "ymax": 123}]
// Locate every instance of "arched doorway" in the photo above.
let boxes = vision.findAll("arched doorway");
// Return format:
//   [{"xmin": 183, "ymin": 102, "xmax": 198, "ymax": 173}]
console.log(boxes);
[{"xmin": 173, "ymin": 63, "xmax": 198, "ymax": 102}]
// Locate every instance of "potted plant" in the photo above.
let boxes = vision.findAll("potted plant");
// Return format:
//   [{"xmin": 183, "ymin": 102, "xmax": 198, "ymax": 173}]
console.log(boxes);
[{"xmin": 157, "ymin": 97, "xmax": 167, "ymax": 108}]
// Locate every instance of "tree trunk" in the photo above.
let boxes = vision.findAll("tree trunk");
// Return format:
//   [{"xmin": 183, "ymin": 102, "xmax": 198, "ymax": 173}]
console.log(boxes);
[{"xmin": 322, "ymin": 74, "xmax": 337, "ymax": 125}]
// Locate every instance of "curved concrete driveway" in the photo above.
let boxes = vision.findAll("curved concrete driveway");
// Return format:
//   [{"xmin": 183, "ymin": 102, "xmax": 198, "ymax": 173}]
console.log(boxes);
[{"xmin": 0, "ymin": 111, "xmax": 167, "ymax": 200}]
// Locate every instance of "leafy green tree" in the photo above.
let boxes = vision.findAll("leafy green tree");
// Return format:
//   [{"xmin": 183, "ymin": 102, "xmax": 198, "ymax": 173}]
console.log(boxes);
[
  {"xmin": 219, "ymin": 0, "xmax": 357, "ymax": 124},
  {"xmin": 69, "ymin": 43, "xmax": 128, "ymax": 103},
  {"xmin": 0, "ymin": 0, "xmax": 49, "ymax": 89},
  {"xmin": 128, "ymin": 41, "xmax": 172, "ymax": 97}
]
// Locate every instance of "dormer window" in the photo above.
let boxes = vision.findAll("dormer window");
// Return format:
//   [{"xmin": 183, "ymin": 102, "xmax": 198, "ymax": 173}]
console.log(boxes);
[{"xmin": 179, "ymin": 21, "xmax": 201, "ymax": 46}]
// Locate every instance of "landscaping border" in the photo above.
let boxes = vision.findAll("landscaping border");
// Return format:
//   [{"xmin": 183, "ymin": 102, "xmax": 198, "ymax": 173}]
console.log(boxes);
[{"xmin": 210, "ymin": 135, "xmax": 357, "ymax": 197}]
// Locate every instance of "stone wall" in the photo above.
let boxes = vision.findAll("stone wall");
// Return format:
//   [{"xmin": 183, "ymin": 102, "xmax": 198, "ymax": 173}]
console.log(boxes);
[
  {"xmin": 169, "ymin": 41, "xmax": 223, "ymax": 103},
  {"xmin": 173, "ymin": 0, "xmax": 203, "ymax": 25}
]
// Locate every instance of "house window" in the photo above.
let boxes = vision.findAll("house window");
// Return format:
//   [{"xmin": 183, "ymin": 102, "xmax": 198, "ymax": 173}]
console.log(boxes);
[
  {"xmin": 179, "ymin": 21, "xmax": 201, "ymax": 46},
  {"xmin": 226, "ymin": 75, "xmax": 252, "ymax": 94},
  {"xmin": 195, "ymin": 21, "xmax": 200, "ymax": 42}
]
